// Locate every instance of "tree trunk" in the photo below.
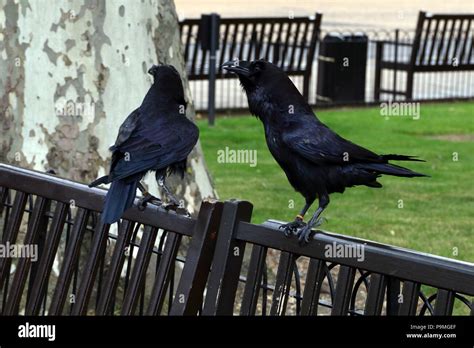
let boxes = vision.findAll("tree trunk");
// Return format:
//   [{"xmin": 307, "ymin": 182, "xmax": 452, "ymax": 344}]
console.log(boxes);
[{"xmin": 0, "ymin": 0, "xmax": 216, "ymax": 213}]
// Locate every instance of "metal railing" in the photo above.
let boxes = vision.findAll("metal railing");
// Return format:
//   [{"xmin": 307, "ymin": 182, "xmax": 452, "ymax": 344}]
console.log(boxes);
[
  {"xmin": 1, "ymin": 165, "xmax": 473, "ymax": 315},
  {"xmin": 204, "ymin": 201, "xmax": 474, "ymax": 316},
  {"xmin": 0, "ymin": 163, "xmax": 220, "ymax": 316}
]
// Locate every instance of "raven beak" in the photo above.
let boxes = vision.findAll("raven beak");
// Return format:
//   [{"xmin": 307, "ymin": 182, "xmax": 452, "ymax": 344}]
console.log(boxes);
[
  {"xmin": 148, "ymin": 65, "xmax": 159, "ymax": 75},
  {"xmin": 222, "ymin": 59, "xmax": 251, "ymax": 76}
]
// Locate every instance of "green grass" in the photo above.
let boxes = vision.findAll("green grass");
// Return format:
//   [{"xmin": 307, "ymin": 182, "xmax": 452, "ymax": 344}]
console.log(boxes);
[{"xmin": 197, "ymin": 101, "xmax": 474, "ymax": 264}]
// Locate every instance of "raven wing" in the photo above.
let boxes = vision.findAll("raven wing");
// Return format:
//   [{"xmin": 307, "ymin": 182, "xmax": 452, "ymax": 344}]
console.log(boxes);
[
  {"xmin": 282, "ymin": 119, "xmax": 384, "ymax": 165},
  {"xmin": 109, "ymin": 116, "xmax": 199, "ymax": 181},
  {"xmin": 111, "ymin": 108, "xmax": 141, "ymax": 150},
  {"xmin": 109, "ymin": 108, "xmax": 141, "ymax": 169}
]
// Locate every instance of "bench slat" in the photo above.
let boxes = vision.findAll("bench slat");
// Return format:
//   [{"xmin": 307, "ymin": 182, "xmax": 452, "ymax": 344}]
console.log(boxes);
[
  {"xmin": 203, "ymin": 201, "xmax": 252, "ymax": 315},
  {"xmin": 240, "ymin": 245, "xmax": 267, "ymax": 315},
  {"xmin": 459, "ymin": 20, "xmax": 472, "ymax": 64},
  {"xmin": 270, "ymin": 251, "xmax": 295, "ymax": 316},
  {"xmin": 398, "ymin": 281, "xmax": 421, "ymax": 315},
  {"xmin": 434, "ymin": 289, "xmax": 455, "ymax": 315},
  {"xmin": 443, "ymin": 19, "xmax": 457, "ymax": 65},
  {"xmin": 170, "ymin": 201, "xmax": 222, "ymax": 315},
  {"xmin": 301, "ymin": 258, "xmax": 326, "ymax": 315},
  {"xmin": 331, "ymin": 266, "xmax": 356, "ymax": 315},
  {"xmin": 364, "ymin": 273, "xmax": 387, "ymax": 315}
]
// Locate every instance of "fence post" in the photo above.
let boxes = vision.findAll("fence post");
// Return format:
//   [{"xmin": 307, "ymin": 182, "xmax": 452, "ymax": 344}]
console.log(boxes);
[
  {"xmin": 393, "ymin": 29, "xmax": 399, "ymax": 101},
  {"xmin": 374, "ymin": 41, "xmax": 383, "ymax": 102},
  {"xmin": 208, "ymin": 13, "xmax": 220, "ymax": 126}
]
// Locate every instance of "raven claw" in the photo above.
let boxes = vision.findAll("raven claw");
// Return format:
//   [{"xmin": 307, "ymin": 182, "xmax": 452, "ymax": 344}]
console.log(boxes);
[
  {"xmin": 137, "ymin": 194, "xmax": 162, "ymax": 211},
  {"xmin": 297, "ymin": 217, "xmax": 326, "ymax": 245},
  {"xmin": 162, "ymin": 202, "xmax": 191, "ymax": 217},
  {"xmin": 279, "ymin": 220, "xmax": 307, "ymax": 238}
]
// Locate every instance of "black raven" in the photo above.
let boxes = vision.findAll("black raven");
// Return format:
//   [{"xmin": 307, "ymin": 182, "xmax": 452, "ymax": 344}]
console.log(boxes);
[
  {"xmin": 89, "ymin": 65, "xmax": 199, "ymax": 224},
  {"xmin": 223, "ymin": 59, "xmax": 427, "ymax": 244}
]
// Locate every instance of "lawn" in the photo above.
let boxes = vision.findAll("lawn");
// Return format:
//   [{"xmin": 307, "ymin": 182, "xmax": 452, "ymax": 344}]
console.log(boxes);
[{"xmin": 197, "ymin": 101, "xmax": 474, "ymax": 263}]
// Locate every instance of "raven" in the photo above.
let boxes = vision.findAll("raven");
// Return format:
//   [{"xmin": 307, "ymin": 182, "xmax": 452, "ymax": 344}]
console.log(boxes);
[
  {"xmin": 89, "ymin": 65, "xmax": 199, "ymax": 224},
  {"xmin": 223, "ymin": 59, "xmax": 427, "ymax": 244}
]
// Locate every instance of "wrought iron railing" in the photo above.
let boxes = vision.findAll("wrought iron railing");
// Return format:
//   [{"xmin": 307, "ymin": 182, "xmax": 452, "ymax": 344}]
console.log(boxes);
[{"xmin": 1, "ymin": 164, "xmax": 473, "ymax": 316}]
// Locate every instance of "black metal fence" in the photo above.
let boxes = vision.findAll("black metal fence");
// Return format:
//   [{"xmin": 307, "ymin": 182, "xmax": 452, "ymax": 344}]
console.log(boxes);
[
  {"xmin": 180, "ymin": 13, "xmax": 474, "ymax": 114},
  {"xmin": 1, "ymin": 164, "xmax": 473, "ymax": 316}
]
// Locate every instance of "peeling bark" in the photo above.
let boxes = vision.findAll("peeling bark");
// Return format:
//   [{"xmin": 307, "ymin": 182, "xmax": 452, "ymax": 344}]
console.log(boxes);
[{"xmin": 0, "ymin": 0, "xmax": 216, "ymax": 212}]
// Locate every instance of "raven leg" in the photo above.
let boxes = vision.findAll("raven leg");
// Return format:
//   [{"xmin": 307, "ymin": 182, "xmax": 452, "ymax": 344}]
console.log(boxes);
[
  {"xmin": 137, "ymin": 182, "xmax": 162, "ymax": 211},
  {"xmin": 157, "ymin": 176, "xmax": 180, "ymax": 206},
  {"xmin": 157, "ymin": 175, "xmax": 190, "ymax": 216},
  {"xmin": 297, "ymin": 195, "xmax": 330, "ymax": 244},
  {"xmin": 279, "ymin": 201, "xmax": 313, "ymax": 237}
]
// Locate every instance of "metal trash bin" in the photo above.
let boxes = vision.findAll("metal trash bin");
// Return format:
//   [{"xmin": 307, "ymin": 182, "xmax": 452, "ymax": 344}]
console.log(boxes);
[{"xmin": 316, "ymin": 34, "xmax": 368, "ymax": 104}]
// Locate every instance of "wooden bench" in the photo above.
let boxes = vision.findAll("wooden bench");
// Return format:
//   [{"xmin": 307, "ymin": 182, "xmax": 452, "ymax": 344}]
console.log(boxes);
[
  {"xmin": 374, "ymin": 11, "xmax": 474, "ymax": 101},
  {"xmin": 0, "ymin": 163, "xmax": 221, "ymax": 315},
  {"xmin": 204, "ymin": 200, "xmax": 474, "ymax": 316},
  {"xmin": 180, "ymin": 13, "xmax": 322, "ymax": 100}
]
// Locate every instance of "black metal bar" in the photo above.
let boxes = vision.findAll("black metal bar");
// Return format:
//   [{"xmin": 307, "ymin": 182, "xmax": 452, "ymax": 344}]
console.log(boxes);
[
  {"xmin": 0, "ymin": 191, "xmax": 28, "ymax": 291},
  {"xmin": 49, "ymin": 208, "xmax": 90, "ymax": 315},
  {"xmin": 374, "ymin": 41, "xmax": 383, "ymax": 101},
  {"xmin": 25, "ymin": 201, "xmax": 68, "ymax": 315},
  {"xmin": 207, "ymin": 13, "xmax": 219, "ymax": 126},
  {"xmin": 121, "ymin": 226, "xmax": 159, "ymax": 315},
  {"xmin": 4, "ymin": 197, "xmax": 49, "ymax": 315},
  {"xmin": 71, "ymin": 221, "xmax": 110, "ymax": 315},
  {"xmin": 393, "ymin": 29, "xmax": 399, "ymax": 100},
  {"xmin": 147, "ymin": 232, "xmax": 182, "ymax": 315},
  {"xmin": 95, "ymin": 220, "xmax": 135, "ymax": 315},
  {"xmin": 302, "ymin": 13, "xmax": 322, "ymax": 100}
]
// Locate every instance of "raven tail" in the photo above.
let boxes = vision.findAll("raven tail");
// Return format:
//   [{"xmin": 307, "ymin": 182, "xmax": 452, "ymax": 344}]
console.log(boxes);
[
  {"xmin": 381, "ymin": 154, "xmax": 425, "ymax": 162},
  {"xmin": 358, "ymin": 162, "xmax": 428, "ymax": 178},
  {"xmin": 101, "ymin": 179, "xmax": 138, "ymax": 224},
  {"xmin": 89, "ymin": 175, "xmax": 110, "ymax": 188}
]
